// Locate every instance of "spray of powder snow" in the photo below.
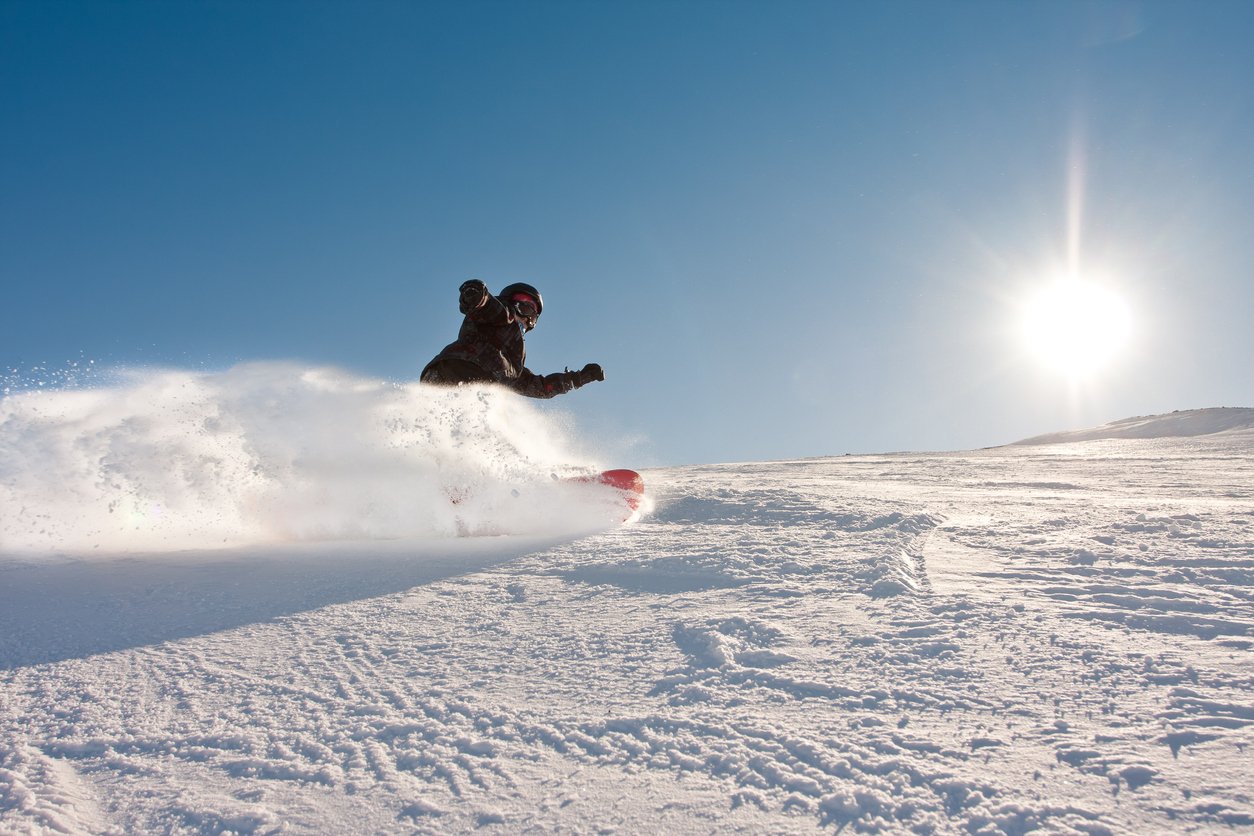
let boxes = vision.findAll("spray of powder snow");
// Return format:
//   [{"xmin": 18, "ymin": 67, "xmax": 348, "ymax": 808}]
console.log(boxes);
[{"xmin": 0, "ymin": 362, "xmax": 635, "ymax": 553}]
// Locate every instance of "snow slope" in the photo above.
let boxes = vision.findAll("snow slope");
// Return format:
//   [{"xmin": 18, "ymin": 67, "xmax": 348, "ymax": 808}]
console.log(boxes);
[
  {"xmin": 2, "ymin": 374, "xmax": 1252, "ymax": 833},
  {"xmin": 1010, "ymin": 406, "xmax": 1254, "ymax": 446}
]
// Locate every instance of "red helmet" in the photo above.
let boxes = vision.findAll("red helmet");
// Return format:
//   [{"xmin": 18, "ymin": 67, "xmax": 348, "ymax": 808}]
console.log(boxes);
[{"xmin": 498, "ymin": 283, "xmax": 543, "ymax": 317}]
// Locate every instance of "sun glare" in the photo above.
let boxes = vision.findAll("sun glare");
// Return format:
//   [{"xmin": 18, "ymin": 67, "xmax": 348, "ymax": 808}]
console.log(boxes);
[{"xmin": 1022, "ymin": 277, "xmax": 1132, "ymax": 378}]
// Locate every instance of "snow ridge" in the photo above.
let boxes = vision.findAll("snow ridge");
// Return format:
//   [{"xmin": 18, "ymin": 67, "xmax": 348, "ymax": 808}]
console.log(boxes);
[{"xmin": 1011, "ymin": 406, "xmax": 1254, "ymax": 446}]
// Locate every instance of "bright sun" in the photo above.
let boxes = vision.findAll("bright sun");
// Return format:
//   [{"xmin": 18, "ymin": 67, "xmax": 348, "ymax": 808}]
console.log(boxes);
[{"xmin": 1022, "ymin": 277, "xmax": 1132, "ymax": 378}]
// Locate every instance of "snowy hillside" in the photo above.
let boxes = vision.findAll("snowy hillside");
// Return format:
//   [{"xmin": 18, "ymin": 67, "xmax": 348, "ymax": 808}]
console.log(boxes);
[
  {"xmin": 1010, "ymin": 406, "xmax": 1254, "ymax": 446},
  {"xmin": 2, "ymin": 368, "xmax": 1252, "ymax": 833}
]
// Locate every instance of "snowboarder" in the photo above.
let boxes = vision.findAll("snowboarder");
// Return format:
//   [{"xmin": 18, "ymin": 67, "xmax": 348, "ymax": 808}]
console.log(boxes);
[{"xmin": 420, "ymin": 279, "xmax": 605, "ymax": 399}]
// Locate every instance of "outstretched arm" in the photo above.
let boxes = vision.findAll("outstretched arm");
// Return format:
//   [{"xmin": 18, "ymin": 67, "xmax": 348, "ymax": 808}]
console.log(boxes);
[{"xmin": 508, "ymin": 363, "xmax": 605, "ymax": 399}]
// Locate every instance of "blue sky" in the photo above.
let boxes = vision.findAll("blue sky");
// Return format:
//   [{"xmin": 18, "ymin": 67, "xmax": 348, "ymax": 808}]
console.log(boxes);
[{"xmin": 3, "ymin": 1, "xmax": 1253, "ymax": 465}]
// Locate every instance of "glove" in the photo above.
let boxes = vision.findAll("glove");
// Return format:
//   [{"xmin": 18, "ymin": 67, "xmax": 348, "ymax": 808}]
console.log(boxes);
[
  {"xmin": 571, "ymin": 362, "xmax": 604, "ymax": 388},
  {"xmin": 459, "ymin": 279, "xmax": 488, "ymax": 312}
]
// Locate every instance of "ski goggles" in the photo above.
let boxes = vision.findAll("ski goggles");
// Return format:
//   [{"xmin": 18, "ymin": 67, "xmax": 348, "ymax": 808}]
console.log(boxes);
[{"xmin": 510, "ymin": 296, "xmax": 540, "ymax": 319}]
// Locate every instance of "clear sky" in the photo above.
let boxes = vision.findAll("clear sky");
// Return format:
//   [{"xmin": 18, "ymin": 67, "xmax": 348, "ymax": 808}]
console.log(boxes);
[{"xmin": 3, "ymin": 1, "xmax": 1252, "ymax": 465}]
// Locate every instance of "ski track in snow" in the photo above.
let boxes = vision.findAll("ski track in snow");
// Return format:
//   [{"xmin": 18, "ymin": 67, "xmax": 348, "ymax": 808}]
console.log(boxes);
[{"xmin": 2, "ymin": 434, "xmax": 1253, "ymax": 833}]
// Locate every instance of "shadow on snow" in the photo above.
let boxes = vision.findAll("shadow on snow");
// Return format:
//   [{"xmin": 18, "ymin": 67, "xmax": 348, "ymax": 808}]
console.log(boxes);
[{"xmin": 0, "ymin": 535, "xmax": 574, "ymax": 669}]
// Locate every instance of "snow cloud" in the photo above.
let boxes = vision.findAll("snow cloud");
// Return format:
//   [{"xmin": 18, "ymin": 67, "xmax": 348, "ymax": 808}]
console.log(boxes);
[{"xmin": 0, "ymin": 363, "xmax": 622, "ymax": 553}]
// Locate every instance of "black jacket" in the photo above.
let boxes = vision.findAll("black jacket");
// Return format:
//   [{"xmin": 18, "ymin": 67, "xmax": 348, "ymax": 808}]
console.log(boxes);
[{"xmin": 420, "ymin": 281, "xmax": 578, "ymax": 399}]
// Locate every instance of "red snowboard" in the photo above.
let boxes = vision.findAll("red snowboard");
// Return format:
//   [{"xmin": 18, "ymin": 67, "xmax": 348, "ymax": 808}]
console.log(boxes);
[
  {"xmin": 569, "ymin": 468, "xmax": 646, "ymax": 514},
  {"xmin": 447, "ymin": 469, "xmax": 646, "ymax": 525}
]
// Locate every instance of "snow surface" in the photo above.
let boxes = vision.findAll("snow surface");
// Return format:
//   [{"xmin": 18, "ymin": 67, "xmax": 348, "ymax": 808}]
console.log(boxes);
[
  {"xmin": 2, "ymin": 369, "xmax": 1252, "ymax": 833},
  {"xmin": 1009, "ymin": 407, "xmax": 1254, "ymax": 446}
]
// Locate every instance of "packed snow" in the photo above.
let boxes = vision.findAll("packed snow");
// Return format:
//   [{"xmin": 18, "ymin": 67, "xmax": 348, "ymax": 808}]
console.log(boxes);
[{"xmin": 2, "ymin": 366, "xmax": 1252, "ymax": 833}]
